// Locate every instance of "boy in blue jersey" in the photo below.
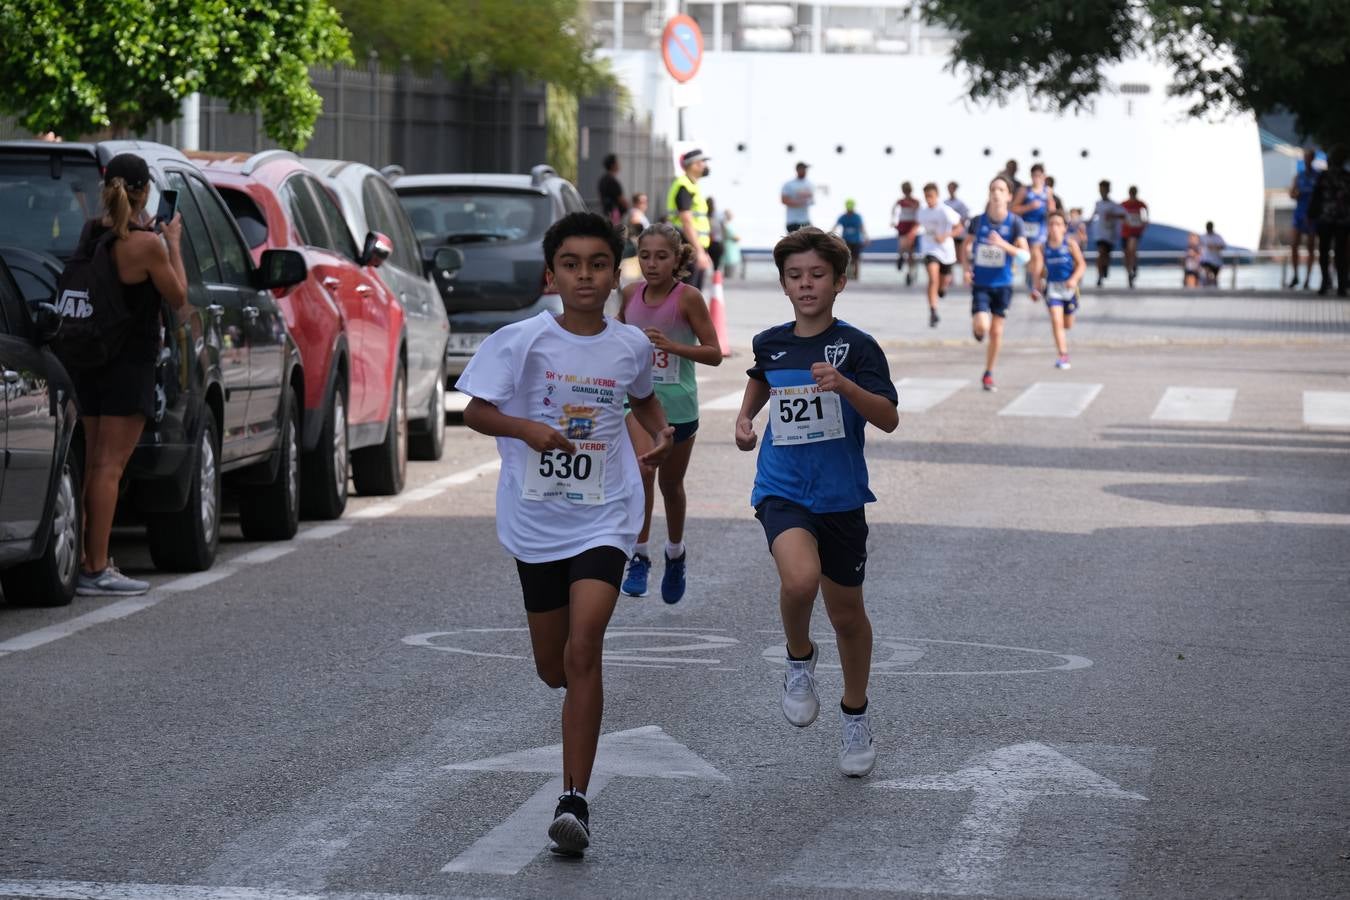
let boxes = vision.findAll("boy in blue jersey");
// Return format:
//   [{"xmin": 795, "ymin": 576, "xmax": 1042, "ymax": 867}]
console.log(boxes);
[
  {"xmin": 734, "ymin": 227, "xmax": 899, "ymax": 778},
  {"xmin": 1012, "ymin": 163, "xmax": 1054, "ymax": 300},
  {"xmin": 959, "ymin": 176, "xmax": 1030, "ymax": 392},
  {"xmin": 833, "ymin": 199, "xmax": 868, "ymax": 280}
]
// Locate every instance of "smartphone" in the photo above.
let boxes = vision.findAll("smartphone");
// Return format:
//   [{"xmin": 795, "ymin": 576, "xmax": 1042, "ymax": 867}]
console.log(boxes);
[{"xmin": 154, "ymin": 189, "xmax": 178, "ymax": 230}]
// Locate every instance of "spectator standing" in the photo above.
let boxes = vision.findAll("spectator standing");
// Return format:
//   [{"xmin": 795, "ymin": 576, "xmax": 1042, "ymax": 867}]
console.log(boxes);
[
  {"xmin": 628, "ymin": 192, "xmax": 651, "ymax": 233},
  {"xmin": 833, "ymin": 198, "xmax": 868, "ymax": 280},
  {"xmin": 1090, "ymin": 180, "xmax": 1127, "ymax": 286},
  {"xmin": 1311, "ymin": 145, "xmax": 1350, "ymax": 297},
  {"xmin": 721, "ymin": 210, "xmax": 743, "ymax": 278},
  {"xmin": 1199, "ymin": 221, "xmax": 1226, "ymax": 287},
  {"xmin": 666, "ymin": 148, "xmax": 713, "ymax": 288},
  {"xmin": 597, "ymin": 154, "xmax": 629, "ymax": 227},
  {"xmin": 781, "ymin": 161, "xmax": 815, "ymax": 233},
  {"xmin": 707, "ymin": 196, "xmax": 726, "ymax": 272},
  {"xmin": 70, "ymin": 154, "xmax": 188, "ymax": 595},
  {"xmin": 1289, "ymin": 147, "xmax": 1320, "ymax": 289}
]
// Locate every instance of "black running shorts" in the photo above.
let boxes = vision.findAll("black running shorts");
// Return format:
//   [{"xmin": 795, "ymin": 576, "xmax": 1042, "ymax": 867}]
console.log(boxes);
[
  {"xmin": 923, "ymin": 255, "xmax": 953, "ymax": 276},
  {"xmin": 515, "ymin": 546, "xmax": 628, "ymax": 613},
  {"xmin": 755, "ymin": 496, "xmax": 869, "ymax": 587},
  {"xmin": 72, "ymin": 355, "xmax": 156, "ymax": 419}
]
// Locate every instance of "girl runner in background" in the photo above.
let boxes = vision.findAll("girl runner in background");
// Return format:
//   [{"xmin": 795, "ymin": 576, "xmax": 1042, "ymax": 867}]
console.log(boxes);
[{"xmin": 619, "ymin": 224, "xmax": 723, "ymax": 603}]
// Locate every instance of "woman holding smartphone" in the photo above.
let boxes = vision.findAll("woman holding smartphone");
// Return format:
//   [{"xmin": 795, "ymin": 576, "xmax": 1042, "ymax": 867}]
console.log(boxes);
[{"xmin": 72, "ymin": 153, "xmax": 188, "ymax": 595}]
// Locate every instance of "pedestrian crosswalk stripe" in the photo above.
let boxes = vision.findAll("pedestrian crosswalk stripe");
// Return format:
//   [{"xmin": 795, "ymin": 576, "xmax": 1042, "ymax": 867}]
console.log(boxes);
[
  {"xmin": 895, "ymin": 378, "xmax": 969, "ymax": 413},
  {"xmin": 702, "ymin": 389, "xmax": 744, "ymax": 411},
  {"xmin": 1303, "ymin": 391, "xmax": 1350, "ymax": 426},
  {"xmin": 1151, "ymin": 387, "xmax": 1236, "ymax": 423},
  {"xmin": 999, "ymin": 382, "xmax": 1104, "ymax": 418}
]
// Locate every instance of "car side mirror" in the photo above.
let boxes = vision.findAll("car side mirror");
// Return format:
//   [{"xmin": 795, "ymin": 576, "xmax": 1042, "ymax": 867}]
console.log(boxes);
[
  {"xmin": 32, "ymin": 301, "xmax": 62, "ymax": 344},
  {"xmin": 359, "ymin": 231, "xmax": 392, "ymax": 268},
  {"xmin": 430, "ymin": 246, "xmax": 463, "ymax": 279},
  {"xmin": 258, "ymin": 249, "xmax": 308, "ymax": 290}
]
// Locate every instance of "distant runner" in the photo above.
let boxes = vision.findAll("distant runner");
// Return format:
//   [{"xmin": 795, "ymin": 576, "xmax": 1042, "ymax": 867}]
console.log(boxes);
[
  {"xmin": 1012, "ymin": 163, "xmax": 1054, "ymax": 299},
  {"xmin": 891, "ymin": 182, "xmax": 920, "ymax": 285},
  {"xmin": 915, "ymin": 182, "xmax": 964, "ymax": 327},
  {"xmin": 1090, "ymin": 180, "xmax": 1126, "ymax": 286},
  {"xmin": 960, "ymin": 176, "xmax": 1029, "ymax": 392},
  {"xmin": 1041, "ymin": 211, "xmax": 1087, "ymax": 370},
  {"xmin": 833, "ymin": 198, "xmax": 869, "ymax": 280},
  {"xmin": 1120, "ymin": 186, "xmax": 1149, "ymax": 288}
]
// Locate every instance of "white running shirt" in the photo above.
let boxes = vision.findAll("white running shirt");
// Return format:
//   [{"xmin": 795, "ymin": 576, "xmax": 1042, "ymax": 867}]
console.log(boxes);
[
  {"xmin": 1200, "ymin": 232, "xmax": 1226, "ymax": 267},
  {"xmin": 782, "ymin": 177, "xmax": 814, "ymax": 225},
  {"xmin": 455, "ymin": 311, "xmax": 654, "ymax": 563},
  {"xmin": 915, "ymin": 203, "xmax": 963, "ymax": 264},
  {"xmin": 1090, "ymin": 199, "xmax": 1127, "ymax": 244}
]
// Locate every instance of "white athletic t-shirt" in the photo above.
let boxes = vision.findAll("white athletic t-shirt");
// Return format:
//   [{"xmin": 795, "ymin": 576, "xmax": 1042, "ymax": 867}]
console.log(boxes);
[
  {"xmin": 915, "ymin": 203, "xmax": 963, "ymax": 264},
  {"xmin": 1200, "ymin": 233, "xmax": 1226, "ymax": 267},
  {"xmin": 1091, "ymin": 200, "xmax": 1127, "ymax": 244},
  {"xmin": 782, "ymin": 177, "xmax": 814, "ymax": 225},
  {"xmin": 455, "ymin": 311, "xmax": 654, "ymax": 563}
]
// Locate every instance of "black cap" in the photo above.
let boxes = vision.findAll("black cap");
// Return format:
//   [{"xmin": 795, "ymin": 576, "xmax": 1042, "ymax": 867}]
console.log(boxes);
[
  {"xmin": 104, "ymin": 153, "xmax": 150, "ymax": 190},
  {"xmin": 796, "ymin": 160, "xmax": 810, "ymax": 169}
]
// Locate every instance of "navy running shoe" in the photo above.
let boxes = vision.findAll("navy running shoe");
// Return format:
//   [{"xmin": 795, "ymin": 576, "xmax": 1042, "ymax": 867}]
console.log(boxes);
[
  {"xmin": 661, "ymin": 551, "xmax": 687, "ymax": 604},
  {"xmin": 621, "ymin": 553, "xmax": 650, "ymax": 597}
]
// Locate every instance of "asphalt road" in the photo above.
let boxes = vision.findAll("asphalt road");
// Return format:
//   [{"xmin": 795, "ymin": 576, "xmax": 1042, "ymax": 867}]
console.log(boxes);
[{"xmin": 2, "ymin": 278, "xmax": 1347, "ymax": 899}]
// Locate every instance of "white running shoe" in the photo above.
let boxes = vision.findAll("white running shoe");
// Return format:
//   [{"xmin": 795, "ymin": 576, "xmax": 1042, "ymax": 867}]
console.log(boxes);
[
  {"xmin": 76, "ymin": 560, "xmax": 150, "ymax": 597},
  {"xmin": 839, "ymin": 709, "xmax": 877, "ymax": 777},
  {"xmin": 781, "ymin": 642, "xmax": 819, "ymax": 727}
]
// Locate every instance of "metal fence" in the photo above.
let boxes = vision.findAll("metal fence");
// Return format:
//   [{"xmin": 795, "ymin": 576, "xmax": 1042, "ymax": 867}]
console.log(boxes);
[{"xmin": 0, "ymin": 57, "xmax": 669, "ymax": 192}]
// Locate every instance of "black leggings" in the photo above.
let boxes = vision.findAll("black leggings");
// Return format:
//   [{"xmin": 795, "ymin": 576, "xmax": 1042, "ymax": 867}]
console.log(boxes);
[{"xmin": 1317, "ymin": 225, "xmax": 1348, "ymax": 291}]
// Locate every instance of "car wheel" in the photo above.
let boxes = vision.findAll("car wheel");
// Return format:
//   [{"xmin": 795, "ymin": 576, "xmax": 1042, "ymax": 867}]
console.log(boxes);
[
  {"xmin": 352, "ymin": 362, "xmax": 407, "ymax": 496},
  {"xmin": 301, "ymin": 382, "xmax": 349, "ymax": 520},
  {"xmin": 1, "ymin": 452, "xmax": 82, "ymax": 607},
  {"xmin": 147, "ymin": 412, "xmax": 221, "ymax": 572},
  {"xmin": 239, "ymin": 386, "xmax": 300, "ymax": 541},
  {"xmin": 409, "ymin": 362, "xmax": 446, "ymax": 462}
]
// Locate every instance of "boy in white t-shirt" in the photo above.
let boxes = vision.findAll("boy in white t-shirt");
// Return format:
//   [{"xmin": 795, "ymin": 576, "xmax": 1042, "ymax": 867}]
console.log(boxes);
[
  {"xmin": 912, "ymin": 182, "xmax": 965, "ymax": 327},
  {"xmin": 459, "ymin": 212, "xmax": 675, "ymax": 857}
]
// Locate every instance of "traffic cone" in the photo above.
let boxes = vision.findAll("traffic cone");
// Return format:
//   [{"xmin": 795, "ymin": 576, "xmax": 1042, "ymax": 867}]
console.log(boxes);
[{"xmin": 709, "ymin": 269, "xmax": 731, "ymax": 357}]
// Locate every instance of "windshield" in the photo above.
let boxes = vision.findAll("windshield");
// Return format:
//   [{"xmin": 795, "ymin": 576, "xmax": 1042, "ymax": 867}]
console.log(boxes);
[
  {"xmin": 0, "ymin": 154, "xmax": 111, "ymax": 260},
  {"xmin": 397, "ymin": 189, "xmax": 551, "ymax": 248}
]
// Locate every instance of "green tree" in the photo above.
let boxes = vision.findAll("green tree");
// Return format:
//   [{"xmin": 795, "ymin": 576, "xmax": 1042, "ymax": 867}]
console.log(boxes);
[
  {"xmin": 332, "ymin": 0, "xmax": 614, "ymax": 97},
  {"xmin": 0, "ymin": 0, "xmax": 352, "ymax": 149},
  {"xmin": 916, "ymin": 0, "xmax": 1350, "ymax": 148}
]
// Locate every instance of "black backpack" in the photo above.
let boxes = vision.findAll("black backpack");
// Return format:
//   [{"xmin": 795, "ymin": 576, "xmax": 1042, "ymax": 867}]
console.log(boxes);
[{"xmin": 52, "ymin": 223, "xmax": 135, "ymax": 370}]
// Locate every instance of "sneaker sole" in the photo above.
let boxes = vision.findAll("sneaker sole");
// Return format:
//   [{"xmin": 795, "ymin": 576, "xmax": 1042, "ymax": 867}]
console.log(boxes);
[
  {"xmin": 621, "ymin": 588, "xmax": 648, "ymax": 598},
  {"xmin": 840, "ymin": 755, "xmax": 877, "ymax": 778},
  {"xmin": 782, "ymin": 704, "xmax": 819, "ymax": 728},
  {"xmin": 76, "ymin": 585, "xmax": 151, "ymax": 597},
  {"xmin": 548, "ymin": 813, "xmax": 590, "ymax": 855}
]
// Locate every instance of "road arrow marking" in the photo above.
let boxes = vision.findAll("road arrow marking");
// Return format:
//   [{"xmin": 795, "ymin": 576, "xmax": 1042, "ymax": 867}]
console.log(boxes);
[
  {"xmin": 874, "ymin": 742, "xmax": 1146, "ymax": 893},
  {"xmin": 440, "ymin": 725, "xmax": 727, "ymax": 875}
]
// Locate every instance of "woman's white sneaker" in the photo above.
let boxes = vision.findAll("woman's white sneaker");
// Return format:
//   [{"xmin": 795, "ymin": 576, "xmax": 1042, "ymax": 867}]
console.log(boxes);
[
  {"xmin": 781, "ymin": 642, "xmax": 819, "ymax": 727},
  {"xmin": 839, "ymin": 709, "xmax": 876, "ymax": 777}
]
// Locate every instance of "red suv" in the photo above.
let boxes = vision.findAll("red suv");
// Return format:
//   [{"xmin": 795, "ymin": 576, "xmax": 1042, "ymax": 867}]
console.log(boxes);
[{"xmin": 191, "ymin": 150, "xmax": 409, "ymax": 518}]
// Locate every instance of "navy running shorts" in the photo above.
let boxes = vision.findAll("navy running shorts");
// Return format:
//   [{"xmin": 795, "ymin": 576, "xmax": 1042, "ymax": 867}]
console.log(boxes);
[
  {"xmin": 672, "ymin": 419, "xmax": 699, "ymax": 444},
  {"xmin": 515, "ymin": 546, "xmax": 628, "ymax": 613},
  {"xmin": 755, "ymin": 496, "xmax": 869, "ymax": 587},
  {"xmin": 1046, "ymin": 293, "xmax": 1079, "ymax": 315},
  {"xmin": 971, "ymin": 285, "xmax": 1013, "ymax": 318}
]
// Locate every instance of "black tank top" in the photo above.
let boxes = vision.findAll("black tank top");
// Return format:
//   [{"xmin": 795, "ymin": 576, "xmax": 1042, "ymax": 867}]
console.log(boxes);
[{"xmin": 81, "ymin": 219, "xmax": 163, "ymax": 364}]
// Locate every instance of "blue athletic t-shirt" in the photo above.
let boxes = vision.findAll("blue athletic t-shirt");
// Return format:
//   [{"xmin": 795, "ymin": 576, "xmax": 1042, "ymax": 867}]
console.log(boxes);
[
  {"xmin": 747, "ymin": 319, "xmax": 897, "ymax": 513},
  {"xmin": 1295, "ymin": 168, "xmax": 1319, "ymax": 216},
  {"xmin": 1044, "ymin": 239, "xmax": 1075, "ymax": 282},
  {"xmin": 968, "ymin": 212, "xmax": 1024, "ymax": 288},
  {"xmin": 836, "ymin": 212, "xmax": 865, "ymax": 245}
]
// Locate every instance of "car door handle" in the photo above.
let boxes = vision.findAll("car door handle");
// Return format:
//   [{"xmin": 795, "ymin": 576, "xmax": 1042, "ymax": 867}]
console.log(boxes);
[
  {"xmin": 243, "ymin": 306, "xmax": 260, "ymax": 320},
  {"xmin": 355, "ymin": 284, "xmax": 372, "ymax": 296},
  {"xmin": 2, "ymin": 369, "xmax": 20, "ymax": 384},
  {"xmin": 322, "ymin": 276, "xmax": 342, "ymax": 290},
  {"xmin": 207, "ymin": 304, "xmax": 225, "ymax": 319}
]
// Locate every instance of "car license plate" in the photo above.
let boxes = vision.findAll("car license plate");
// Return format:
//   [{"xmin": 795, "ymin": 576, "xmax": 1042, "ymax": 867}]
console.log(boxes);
[{"xmin": 448, "ymin": 332, "xmax": 489, "ymax": 352}]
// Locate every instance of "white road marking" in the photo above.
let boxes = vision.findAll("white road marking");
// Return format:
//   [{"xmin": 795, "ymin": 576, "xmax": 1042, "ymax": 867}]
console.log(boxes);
[
  {"xmin": 701, "ymin": 389, "xmax": 744, "ymax": 411},
  {"xmin": 1151, "ymin": 387, "xmax": 1236, "ymax": 422},
  {"xmin": 158, "ymin": 567, "xmax": 240, "ymax": 592},
  {"xmin": 398, "ymin": 486, "xmax": 445, "ymax": 503},
  {"xmin": 428, "ymin": 458, "xmax": 501, "ymax": 489},
  {"xmin": 441, "ymin": 725, "xmax": 727, "ymax": 875},
  {"xmin": 443, "ymin": 391, "xmax": 471, "ymax": 413},
  {"xmin": 232, "ymin": 545, "xmax": 298, "ymax": 565},
  {"xmin": 1303, "ymin": 390, "xmax": 1350, "ymax": 426},
  {"xmin": 297, "ymin": 524, "xmax": 352, "ymax": 541},
  {"xmin": 349, "ymin": 503, "xmax": 400, "ymax": 519},
  {"xmin": 894, "ymin": 377, "xmax": 968, "ymax": 413},
  {"xmin": 874, "ymin": 742, "xmax": 1146, "ymax": 894},
  {"xmin": 0, "ymin": 595, "xmax": 162, "ymax": 654},
  {"xmin": 0, "ymin": 880, "xmax": 446, "ymax": 900},
  {"xmin": 999, "ymin": 381, "xmax": 1103, "ymax": 418}
]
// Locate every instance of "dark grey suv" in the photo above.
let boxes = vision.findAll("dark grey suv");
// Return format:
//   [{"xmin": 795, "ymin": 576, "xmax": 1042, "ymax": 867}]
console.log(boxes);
[{"xmin": 391, "ymin": 165, "xmax": 588, "ymax": 377}]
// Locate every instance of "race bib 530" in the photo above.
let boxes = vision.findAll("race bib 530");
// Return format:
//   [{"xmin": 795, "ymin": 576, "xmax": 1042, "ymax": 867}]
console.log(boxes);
[
  {"xmin": 522, "ymin": 442, "xmax": 606, "ymax": 504},
  {"xmin": 770, "ymin": 385, "xmax": 844, "ymax": 445}
]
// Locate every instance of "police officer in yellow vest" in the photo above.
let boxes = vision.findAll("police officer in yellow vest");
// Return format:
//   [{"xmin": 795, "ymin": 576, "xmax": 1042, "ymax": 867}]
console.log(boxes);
[{"xmin": 667, "ymin": 148, "xmax": 713, "ymax": 288}]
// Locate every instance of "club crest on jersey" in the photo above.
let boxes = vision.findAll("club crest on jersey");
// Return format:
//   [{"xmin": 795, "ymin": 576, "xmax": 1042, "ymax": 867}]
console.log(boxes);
[{"xmin": 824, "ymin": 340, "xmax": 849, "ymax": 368}]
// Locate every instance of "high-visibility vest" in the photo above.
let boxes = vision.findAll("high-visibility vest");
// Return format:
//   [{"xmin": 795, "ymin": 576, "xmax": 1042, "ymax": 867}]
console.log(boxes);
[{"xmin": 666, "ymin": 173, "xmax": 711, "ymax": 248}]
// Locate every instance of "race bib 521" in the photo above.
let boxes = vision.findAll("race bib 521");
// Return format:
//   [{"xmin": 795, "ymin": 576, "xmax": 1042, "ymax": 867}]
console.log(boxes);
[
  {"xmin": 770, "ymin": 385, "xmax": 845, "ymax": 446},
  {"xmin": 522, "ymin": 441, "xmax": 606, "ymax": 504}
]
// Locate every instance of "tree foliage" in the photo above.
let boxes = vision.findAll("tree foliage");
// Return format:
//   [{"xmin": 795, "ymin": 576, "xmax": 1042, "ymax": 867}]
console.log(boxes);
[
  {"xmin": 332, "ymin": 0, "xmax": 614, "ymax": 96},
  {"xmin": 0, "ymin": 0, "xmax": 352, "ymax": 149},
  {"xmin": 916, "ymin": 0, "xmax": 1350, "ymax": 148}
]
